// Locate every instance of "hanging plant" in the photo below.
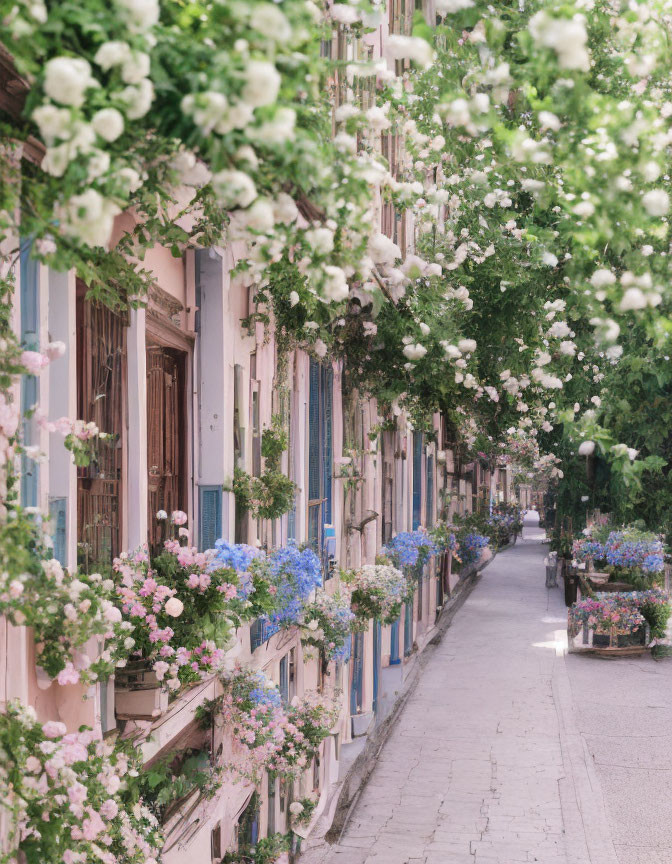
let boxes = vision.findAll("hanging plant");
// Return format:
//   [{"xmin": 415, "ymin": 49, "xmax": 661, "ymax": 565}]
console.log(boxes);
[
  {"xmin": 342, "ymin": 564, "xmax": 411, "ymax": 628},
  {"xmin": 300, "ymin": 590, "xmax": 355, "ymax": 662},
  {"xmin": 231, "ymin": 416, "xmax": 297, "ymax": 521}
]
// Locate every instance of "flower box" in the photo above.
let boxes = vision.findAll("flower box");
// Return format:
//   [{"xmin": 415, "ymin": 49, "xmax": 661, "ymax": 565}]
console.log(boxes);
[{"xmin": 115, "ymin": 660, "xmax": 169, "ymax": 720}]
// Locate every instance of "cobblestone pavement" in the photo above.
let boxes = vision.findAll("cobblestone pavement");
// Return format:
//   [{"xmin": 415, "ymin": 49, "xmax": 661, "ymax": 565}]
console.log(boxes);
[{"xmin": 305, "ymin": 524, "xmax": 672, "ymax": 864}]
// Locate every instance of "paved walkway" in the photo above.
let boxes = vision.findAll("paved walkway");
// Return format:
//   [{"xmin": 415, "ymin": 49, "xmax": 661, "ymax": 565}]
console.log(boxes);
[{"xmin": 307, "ymin": 523, "xmax": 672, "ymax": 864}]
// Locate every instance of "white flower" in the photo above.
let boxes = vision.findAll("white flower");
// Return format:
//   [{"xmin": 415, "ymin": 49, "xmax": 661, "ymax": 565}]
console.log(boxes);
[
  {"xmin": 330, "ymin": 3, "xmax": 360, "ymax": 24},
  {"xmin": 578, "ymin": 440, "xmax": 595, "ymax": 456},
  {"xmin": 156, "ymin": 510, "xmax": 168, "ymax": 520},
  {"xmin": 32, "ymin": 105, "xmax": 73, "ymax": 144},
  {"xmin": 642, "ymin": 189, "xmax": 669, "ymax": 217},
  {"xmin": 164, "ymin": 597, "xmax": 184, "ymax": 617},
  {"xmin": 458, "ymin": 338, "xmax": 477, "ymax": 354},
  {"xmin": 117, "ymin": 78, "xmax": 154, "ymax": 119},
  {"xmin": 403, "ymin": 343, "xmax": 427, "ymax": 361},
  {"xmin": 273, "ymin": 193, "xmax": 298, "ymax": 225},
  {"xmin": 62, "ymin": 189, "xmax": 121, "ymax": 248},
  {"xmin": 44, "ymin": 57, "xmax": 96, "ymax": 108},
  {"xmin": 559, "ymin": 340, "xmax": 576, "ymax": 356},
  {"xmin": 243, "ymin": 60, "xmax": 281, "ymax": 108},
  {"xmin": 115, "ymin": 0, "xmax": 159, "ymax": 33},
  {"xmin": 435, "ymin": 0, "xmax": 474, "ymax": 14},
  {"xmin": 627, "ymin": 448, "xmax": 638, "ymax": 461},
  {"xmin": 289, "ymin": 801, "xmax": 305, "ymax": 815},
  {"xmin": 305, "ymin": 227, "xmax": 334, "ymax": 255},
  {"xmin": 573, "ymin": 201, "xmax": 595, "ymax": 219},
  {"xmin": 242, "ymin": 198, "xmax": 275, "ymax": 233},
  {"xmin": 366, "ymin": 105, "xmax": 391, "ymax": 132},
  {"xmin": 385, "ymin": 35, "xmax": 433, "ymax": 68},
  {"xmin": 121, "ymin": 51, "xmax": 151, "ymax": 85},
  {"xmin": 289, "ymin": 291, "xmax": 300, "ymax": 307},
  {"xmin": 322, "ymin": 265, "xmax": 349, "ymax": 302},
  {"xmin": 619, "ymin": 287, "xmax": 647, "ymax": 311},
  {"xmin": 87, "ymin": 149, "xmax": 110, "ymax": 180},
  {"xmin": 368, "ymin": 233, "xmax": 400, "ymax": 266},
  {"xmin": 118, "ymin": 167, "xmax": 142, "ymax": 193},
  {"xmin": 590, "ymin": 269, "xmax": 616, "ymax": 288},
  {"xmin": 94, "ymin": 41, "xmax": 132, "ymax": 70},
  {"xmin": 212, "ymin": 169, "xmax": 257, "ymax": 209},
  {"xmin": 542, "ymin": 251, "xmax": 558, "ymax": 267},
  {"xmin": 538, "ymin": 111, "xmax": 561, "ymax": 132},
  {"xmin": 529, "ymin": 11, "xmax": 590, "ymax": 72},
  {"xmin": 250, "ymin": 4, "xmax": 292, "ymax": 42},
  {"xmin": 441, "ymin": 343, "xmax": 461, "ymax": 359},
  {"xmin": 419, "ymin": 323, "xmax": 430, "ymax": 336},
  {"xmin": 91, "ymin": 108, "xmax": 124, "ymax": 142},
  {"xmin": 547, "ymin": 321, "xmax": 571, "ymax": 339}
]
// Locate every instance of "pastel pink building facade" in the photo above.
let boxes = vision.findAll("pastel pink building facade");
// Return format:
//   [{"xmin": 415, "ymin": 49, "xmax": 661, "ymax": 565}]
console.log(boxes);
[{"xmin": 0, "ymin": 3, "xmax": 513, "ymax": 860}]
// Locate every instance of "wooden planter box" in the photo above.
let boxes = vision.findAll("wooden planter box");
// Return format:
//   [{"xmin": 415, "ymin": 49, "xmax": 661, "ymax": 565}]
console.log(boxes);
[
  {"xmin": 569, "ymin": 622, "xmax": 651, "ymax": 657},
  {"xmin": 115, "ymin": 661, "xmax": 169, "ymax": 720}
]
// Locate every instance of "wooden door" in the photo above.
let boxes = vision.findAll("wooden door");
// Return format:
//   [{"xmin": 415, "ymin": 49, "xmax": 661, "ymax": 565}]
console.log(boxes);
[
  {"xmin": 76, "ymin": 288, "xmax": 126, "ymax": 568},
  {"xmin": 146, "ymin": 344, "xmax": 186, "ymax": 550}
]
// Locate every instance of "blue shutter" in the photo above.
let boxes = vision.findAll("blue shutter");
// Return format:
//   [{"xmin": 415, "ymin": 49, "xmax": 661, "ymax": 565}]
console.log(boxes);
[
  {"xmin": 199, "ymin": 486, "xmax": 222, "ymax": 551},
  {"xmin": 426, "ymin": 454, "xmax": 434, "ymax": 528},
  {"xmin": 350, "ymin": 632, "xmax": 364, "ymax": 714},
  {"xmin": 308, "ymin": 359, "xmax": 321, "ymax": 501},
  {"xmin": 412, "ymin": 432, "xmax": 422, "ymax": 529},
  {"xmin": 49, "ymin": 497, "xmax": 67, "ymax": 565},
  {"xmin": 20, "ymin": 240, "xmax": 40, "ymax": 508},
  {"xmin": 279, "ymin": 654, "xmax": 289, "ymax": 703},
  {"xmin": 322, "ymin": 365, "xmax": 333, "ymax": 524}
]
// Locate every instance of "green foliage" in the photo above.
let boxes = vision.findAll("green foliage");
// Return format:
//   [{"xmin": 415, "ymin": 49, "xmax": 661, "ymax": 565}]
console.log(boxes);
[
  {"xmin": 222, "ymin": 832, "xmax": 291, "ymax": 864},
  {"xmin": 140, "ymin": 748, "xmax": 221, "ymax": 823},
  {"xmin": 231, "ymin": 416, "xmax": 296, "ymax": 520}
]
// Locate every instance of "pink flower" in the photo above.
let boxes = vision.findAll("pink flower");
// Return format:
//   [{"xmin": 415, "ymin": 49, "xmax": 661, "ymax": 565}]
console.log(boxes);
[
  {"xmin": 42, "ymin": 720, "xmax": 67, "ymax": 739},
  {"xmin": 21, "ymin": 350, "xmax": 49, "ymax": 375},
  {"xmin": 100, "ymin": 799, "xmax": 118, "ymax": 820},
  {"xmin": 82, "ymin": 807, "xmax": 105, "ymax": 841},
  {"xmin": 171, "ymin": 510, "xmax": 188, "ymax": 525},
  {"xmin": 57, "ymin": 663, "xmax": 80, "ymax": 686},
  {"xmin": 68, "ymin": 781, "xmax": 88, "ymax": 806},
  {"xmin": 25, "ymin": 756, "xmax": 41, "ymax": 773}
]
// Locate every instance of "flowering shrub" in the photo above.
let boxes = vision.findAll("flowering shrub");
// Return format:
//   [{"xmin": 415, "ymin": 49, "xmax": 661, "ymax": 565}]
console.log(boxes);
[
  {"xmin": 343, "ymin": 564, "xmax": 410, "ymax": 628},
  {"xmin": 570, "ymin": 589, "xmax": 670, "ymax": 639},
  {"xmin": 114, "ymin": 540, "xmax": 242, "ymax": 691},
  {"xmin": 572, "ymin": 539, "xmax": 607, "ymax": 564},
  {"xmin": 300, "ymin": 590, "xmax": 355, "ymax": 662},
  {"xmin": 458, "ymin": 534, "xmax": 490, "ymax": 567},
  {"xmin": 201, "ymin": 670, "xmax": 338, "ymax": 782},
  {"xmin": 383, "ymin": 529, "xmax": 438, "ymax": 570},
  {"xmin": 0, "ymin": 700, "xmax": 164, "ymax": 864},
  {"xmin": 251, "ymin": 542, "xmax": 322, "ymax": 629},
  {"xmin": 604, "ymin": 530, "xmax": 664, "ymax": 575},
  {"xmin": 430, "ymin": 521, "xmax": 460, "ymax": 557},
  {"xmin": 569, "ymin": 596, "xmax": 645, "ymax": 635},
  {"xmin": 0, "ymin": 556, "xmax": 130, "ymax": 687}
]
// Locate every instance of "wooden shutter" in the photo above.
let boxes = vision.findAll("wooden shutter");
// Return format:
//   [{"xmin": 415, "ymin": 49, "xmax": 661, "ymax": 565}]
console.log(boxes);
[
  {"xmin": 76, "ymin": 289, "xmax": 126, "ymax": 566},
  {"xmin": 146, "ymin": 344, "xmax": 187, "ymax": 550},
  {"xmin": 412, "ymin": 432, "xmax": 423, "ymax": 529}
]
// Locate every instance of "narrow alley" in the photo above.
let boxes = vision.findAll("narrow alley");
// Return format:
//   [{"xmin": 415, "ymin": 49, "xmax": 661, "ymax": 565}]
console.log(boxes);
[{"xmin": 305, "ymin": 524, "xmax": 672, "ymax": 864}]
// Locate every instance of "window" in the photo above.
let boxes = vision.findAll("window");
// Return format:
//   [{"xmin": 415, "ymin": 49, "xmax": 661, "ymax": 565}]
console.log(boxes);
[
  {"xmin": 267, "ymin": 774, "xmax": 276, "ymax": 835},
  {"xmin": 279, "ymin": 654, "xmax": 289, "ymax": 704},
  {"xmin": 20, "ymin": 239, "xmax": 39, "ymax": 508},
  {"xmin": 77, "ymin": 286, "xmax": 126, "ymax": 567},
  {"xmin": 425, "ymin": 454, "xmax": 434, "ymax": 528},
  {"xmin": 146, "ymin": 344, "xmax": 187, "ymax": 552},
  {"xmin": 412, "ymin": 432, "xmax": 423, "ymax": 529},
  {"xmin": 237, "ymin": 793, "xmax": 260, "ymax": 849},
  {"xmin": 307, "ymin": 359, "xmax": 333, "ymax": 557},
  {"xmin": 211, "ymin": 823, "xmax": 222, "ymax": 862}
]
